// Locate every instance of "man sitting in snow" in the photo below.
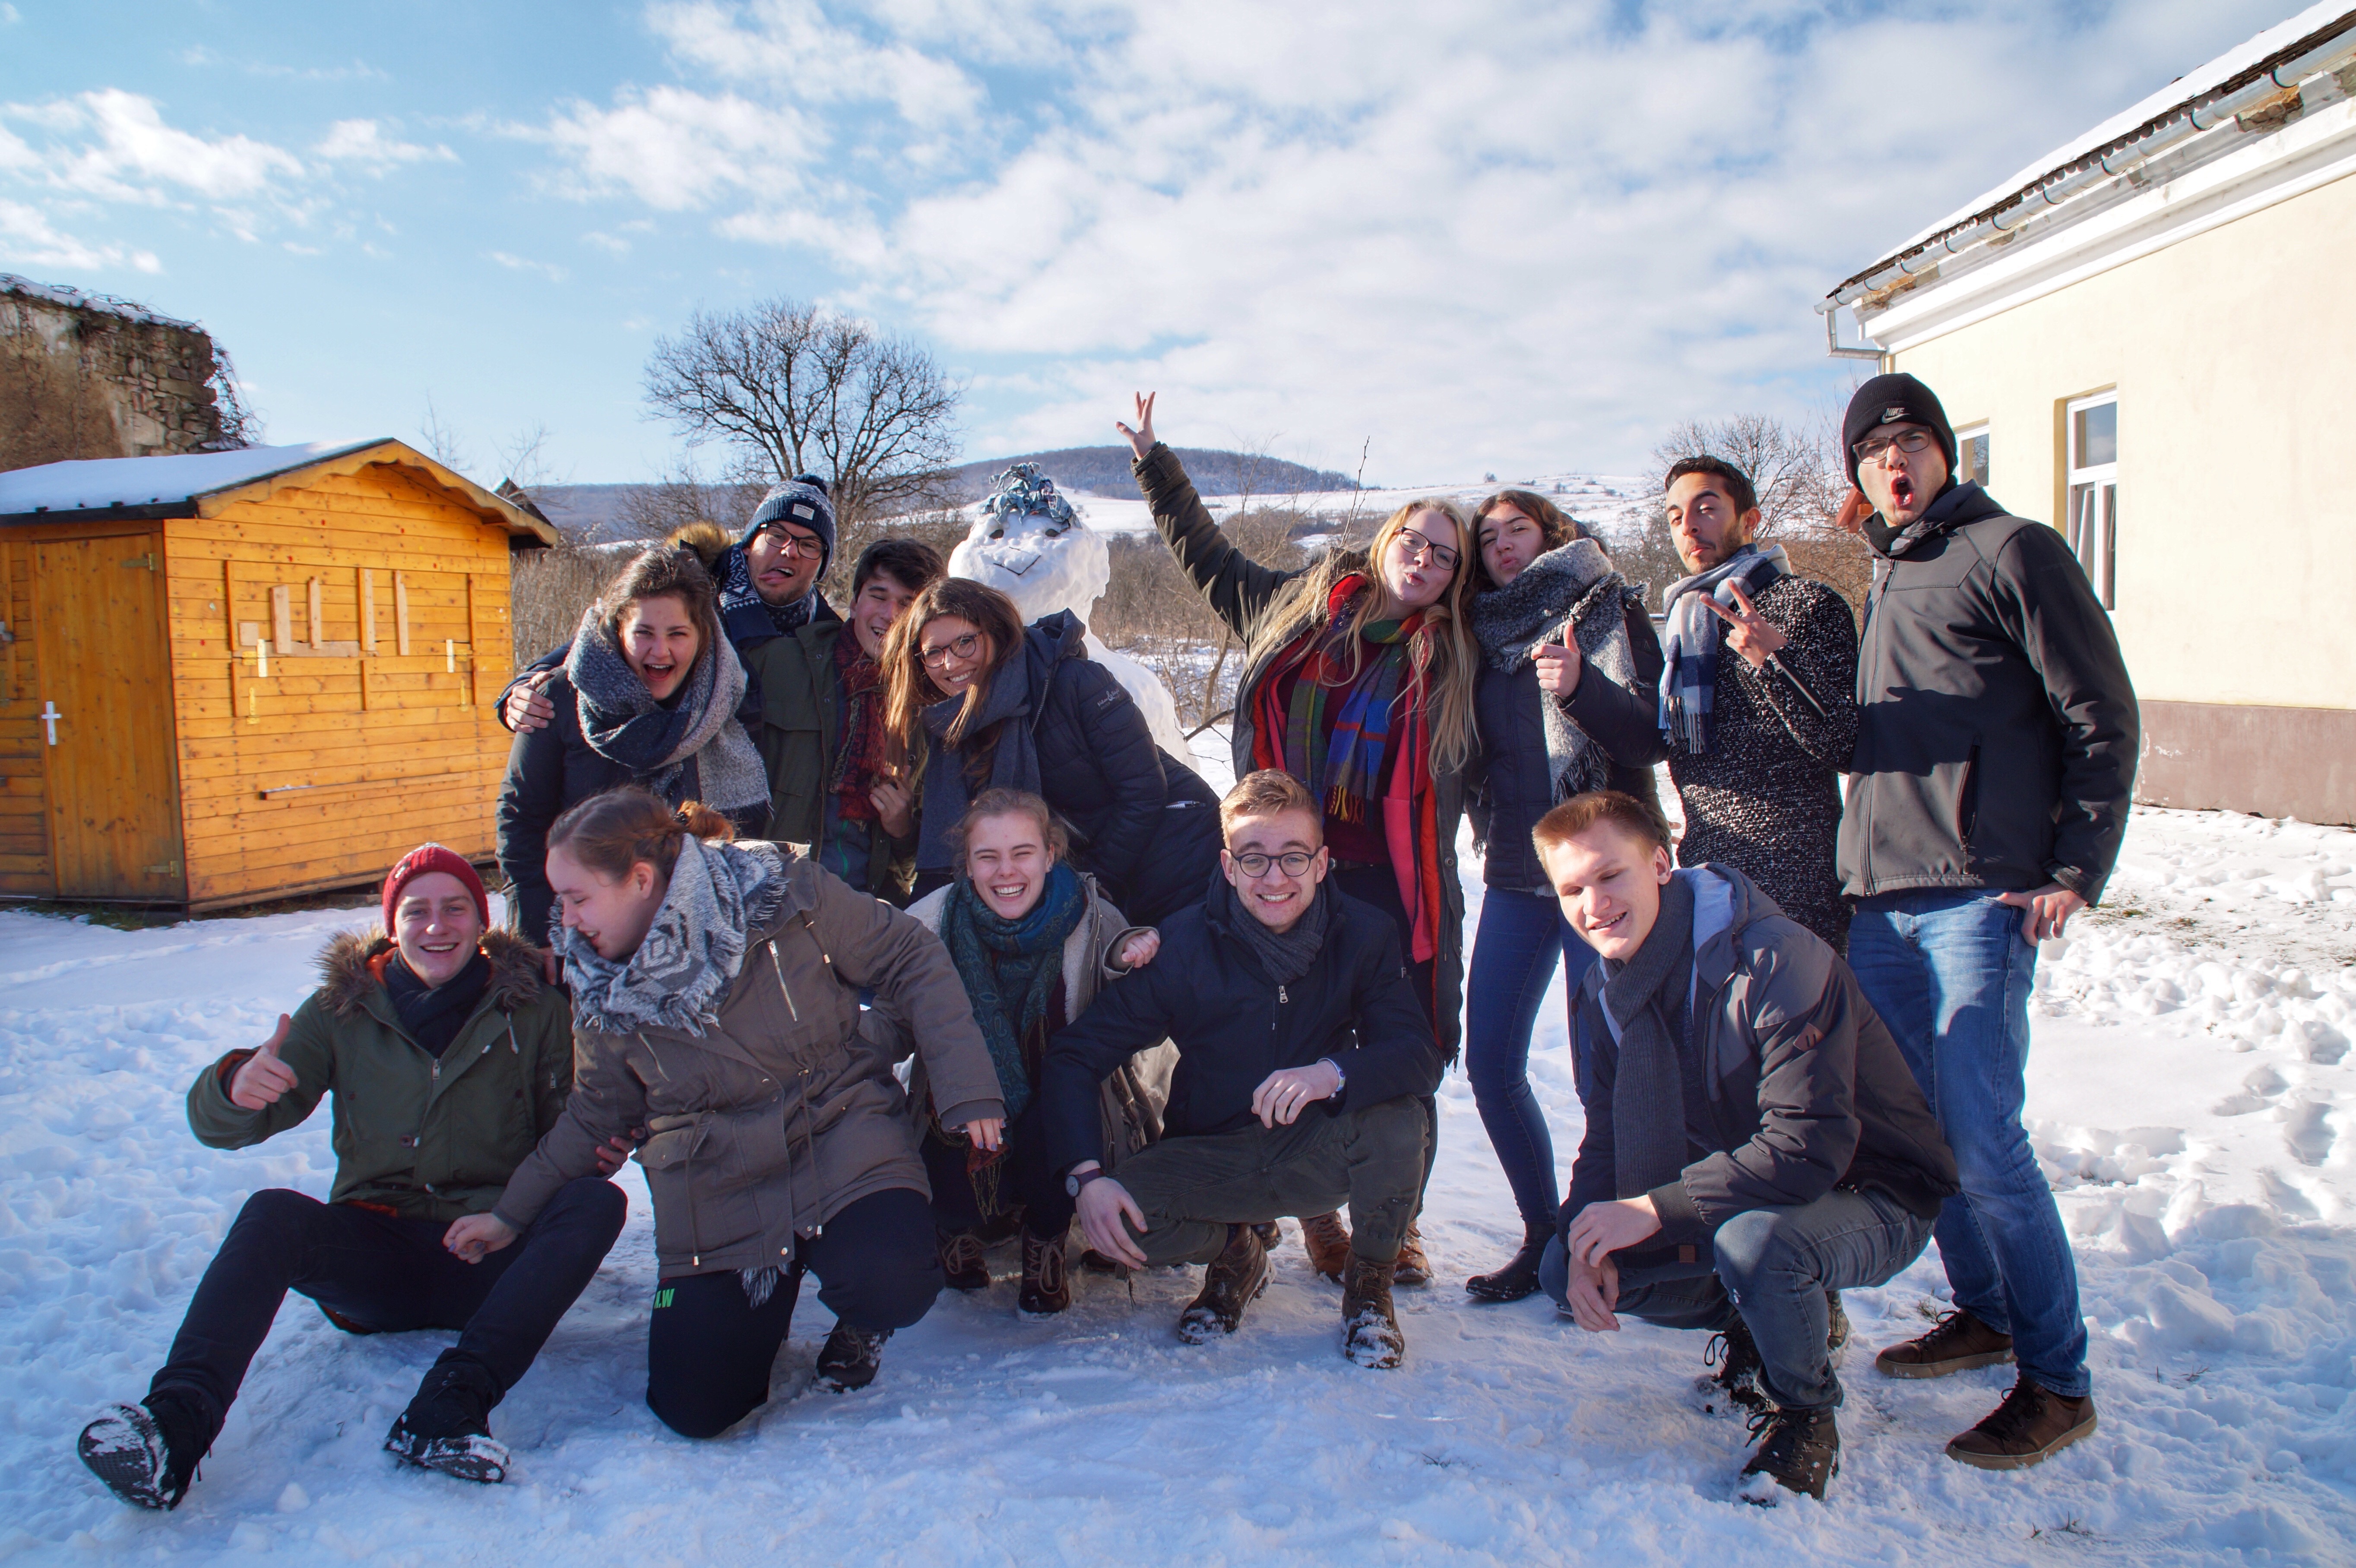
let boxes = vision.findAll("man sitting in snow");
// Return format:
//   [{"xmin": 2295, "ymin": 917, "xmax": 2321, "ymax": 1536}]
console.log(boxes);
[
  {"xmin": 1039, "ymin": 769, "xmax": 1442, "ymax": 1366},
  {"xmin": 76, "ymin": 848, "xmax": 629, "ymax": 1510},
  {"xmin": 1534, "ymin": 791, "xmax": 1958, "ymax": 1502}
]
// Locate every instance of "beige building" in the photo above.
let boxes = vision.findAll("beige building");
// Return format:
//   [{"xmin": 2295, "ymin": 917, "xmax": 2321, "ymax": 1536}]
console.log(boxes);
[{"xmin": 1821, "ymin": 3, "xmax": 2356, "ymax": 825}]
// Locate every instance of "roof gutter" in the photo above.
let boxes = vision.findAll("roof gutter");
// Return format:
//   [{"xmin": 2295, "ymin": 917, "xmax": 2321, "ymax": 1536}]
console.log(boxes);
[{"xmin": 1821, "ymin": 9, "xmax": 2356, "ymax": 321}]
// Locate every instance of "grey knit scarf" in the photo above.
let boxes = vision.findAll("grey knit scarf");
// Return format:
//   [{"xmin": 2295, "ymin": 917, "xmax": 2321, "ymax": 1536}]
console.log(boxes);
[
  {"xmin": 560, "ymin": 836, "xmax": 790, "ymax": 1037},
  {"xmin": 914, "ymin": 647, "xmax": 1045, "ymax": 873},
  {"xmin": 1470, "ymin": 538, "xmax": 1640, "ymax": 802},
  {"xmin": 1597, "ymin": 873, "xmax": 1697, "ymax": 1201},
  {"xmin": 564, "ymin": 604, "xmax": 770, "ymax": 820},
  {"xmin": 1209, "ymin": 867, "xmax": 1330, "ymax": 985}
]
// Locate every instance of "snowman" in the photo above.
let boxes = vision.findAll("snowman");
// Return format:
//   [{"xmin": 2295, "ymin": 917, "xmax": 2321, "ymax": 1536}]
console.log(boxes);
[{"xmin": 950, "ymin": 463, "xmax": 1191, "ymax": 757}]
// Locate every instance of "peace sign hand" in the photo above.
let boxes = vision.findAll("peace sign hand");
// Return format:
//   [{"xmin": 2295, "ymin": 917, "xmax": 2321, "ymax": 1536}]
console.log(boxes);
[
  {"xmin": 1115, "ymin": 392, "xmax": 1157, "ymax": 462},
  {"xmin": 1703, "ymin": 582, "xmax": 1787, "ymax": 670}
]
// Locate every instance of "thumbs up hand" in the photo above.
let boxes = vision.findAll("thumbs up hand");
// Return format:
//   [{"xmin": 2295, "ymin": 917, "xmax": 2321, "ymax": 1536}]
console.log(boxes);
[{"xmin": 230, "ymin": 1014, "xmax": 300, "ymax": 1111}]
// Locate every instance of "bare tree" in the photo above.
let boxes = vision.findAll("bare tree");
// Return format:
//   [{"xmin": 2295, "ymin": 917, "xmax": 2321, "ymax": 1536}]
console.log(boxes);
[
  {"xmin": 612, "ymin": 463, "xmax": 765, "ymax": 544},
  {"xmin": 416, "ymin": 395, "xmax": 472, "ymax": 473},
  {"xmin": 1639, "ymin": 411, "xmax": 1872, "ymax": 614},
  {"xmin": 643, "ymin": 298, "xmax": 961, "ymax": 524}
]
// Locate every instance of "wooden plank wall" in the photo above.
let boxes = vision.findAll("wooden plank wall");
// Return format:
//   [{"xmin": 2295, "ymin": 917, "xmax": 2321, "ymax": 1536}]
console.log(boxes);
[
  {"xmin": 0, "ymin": 535, "xmax": 49, "ymax": 895},
  {"xmin": 165, "ymin": 465, "xmax": 516, "ymax": 907}
]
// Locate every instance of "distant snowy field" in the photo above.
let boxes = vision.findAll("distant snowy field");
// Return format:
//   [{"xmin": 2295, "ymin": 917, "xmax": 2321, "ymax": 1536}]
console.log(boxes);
[
  {"xmin": 3, "ymin": 753, "xmax": 2353, "ymax": 1564},
  {"xmin": 960, "ymin": 471, "xmax": 1660, "ymax": 543}
]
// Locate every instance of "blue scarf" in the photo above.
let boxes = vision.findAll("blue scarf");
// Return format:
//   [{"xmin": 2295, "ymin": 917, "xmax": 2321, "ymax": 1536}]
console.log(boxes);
[
  {"xmin": 939, "ymin": 861, "xmax": 1085, "ymax": 1122},
  {"xmin": 1657, "ymin": 543, "xmax": 1789, "ymax": 754}
]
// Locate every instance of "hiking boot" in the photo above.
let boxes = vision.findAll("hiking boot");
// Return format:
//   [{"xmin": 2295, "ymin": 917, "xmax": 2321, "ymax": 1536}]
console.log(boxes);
[
  {"xmin": 1254, "ymin": 1221, "xmax": 1282, "ymax": 1250},
  {"xmin": 1826, "ymin": 1290, "xmax": 1850, "ymax": 1362},
  {"xmin": 1875, "ymin": 1308, "xmax": 2014, "ymax": 1379},
  {"xmin": 1177, "ymin": 1223, "xmax": 1270, "ymax": 1343},
  {"xmin": 939, "ymin": 1229, "xmax": 991, "ymax": 1293},
  {"xmin": 79, "ymin": 1396, "xmax": 209, "ymax": 1511},
  {"xmin": 1700, "ymin": 1317, "xmax": 1768, "ymax": 1417},
  {"xmin": 814, "ymin": 1325, "xmax": 893, "ymax": 1392},
  {"xmin": 384, "ymin": 1358, "xmax": 509, "ymax": 1485},
  {"xmin": 1391, "ymin": 1222, "xmax": 1431, "ymax": 1287},
  {"xmin": 1945, "ymin": 1375, "xmax": 2098, "ymax": 1470},
  {"xmin": 1738, "ymin": 1405, "xmax": 1840, "ymax": 1502},
  {"xmin": 1018, "ymin": 1228, "xmax": 1071, "ymax": 1316},
  {"xmin": 1340, "ymin": 1253, "xmax": 1406, "ymax": 1369},
  {"xmin": 1464, "ymin": 1226, "xmax": 1550, "ymax": 1303},
  {"xmin": 1300, "ymin": 1212, "xmax": 1351, "ymax": 1282}
]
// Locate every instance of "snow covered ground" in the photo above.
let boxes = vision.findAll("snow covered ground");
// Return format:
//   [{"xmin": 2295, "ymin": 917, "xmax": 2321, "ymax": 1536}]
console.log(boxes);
[
  {"xmin": 3, "ymin": 777, "xmax": 2353, "ymax": 1565},
  {"xmin": 962, "ymin": 471, "xmax": 1658, "ymax": 543}
]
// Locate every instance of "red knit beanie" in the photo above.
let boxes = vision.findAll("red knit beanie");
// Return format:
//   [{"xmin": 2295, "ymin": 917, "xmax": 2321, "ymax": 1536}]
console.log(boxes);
[{"xmin": 381, "ymin": 844, "xmax": 490, "ymax": 934}]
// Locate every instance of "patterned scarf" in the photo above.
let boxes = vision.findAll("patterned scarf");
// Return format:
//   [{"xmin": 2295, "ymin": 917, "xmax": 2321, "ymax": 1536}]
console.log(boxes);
[
  {"xmin": 829, "ymin": 630, "xmax": 890, "ymax": 823},
  {"xmin": 1471, "ymin": 538, "xmax": 1640, "ymax": 803},
  {"xmin": 563, "ymin": 605, "xmax": 770, "ymax": 822},
  {"xmin": 718, "ymin": 543, "xmax": 818, "ymax": 639},
  {"xmin": 1657, "ymin": 543, "xmax": 1790, "ymax": 755},
  {"xmin": 560, "ymin": 836, "xmax": 789, "ymax": 1037}
]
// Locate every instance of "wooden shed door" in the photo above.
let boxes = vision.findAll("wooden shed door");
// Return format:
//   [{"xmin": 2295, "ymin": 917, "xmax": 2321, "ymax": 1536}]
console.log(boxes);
[{"xmin": 34, "ymin": 535, "xmax": 184, "ymax": 898}]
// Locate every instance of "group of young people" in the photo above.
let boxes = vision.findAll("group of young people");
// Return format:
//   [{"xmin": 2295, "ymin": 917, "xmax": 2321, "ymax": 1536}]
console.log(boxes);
[{"xmin": 74, "ymin": 370, "xmax": 2138, "ymax": 1511}]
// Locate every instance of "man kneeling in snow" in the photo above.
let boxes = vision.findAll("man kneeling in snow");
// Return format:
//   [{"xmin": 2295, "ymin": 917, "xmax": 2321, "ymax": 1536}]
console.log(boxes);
[
  {"xmin": 77, "ymin": 848, "xmax": 628, "ymax": 1510},
  {"xmin": 1039, "ymin": 770, "xmax": 1441, "ymax": 1365},
  {"xmin": 1535, "ymin": 792, "xmax": 1958, "ymax": 1501}
]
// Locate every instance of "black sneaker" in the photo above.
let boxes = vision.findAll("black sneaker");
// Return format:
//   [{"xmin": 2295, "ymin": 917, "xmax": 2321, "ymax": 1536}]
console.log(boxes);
[
  {"xmin": 1738, "ymin": 1405, "xmax": 1840, "ymax": 1503},
  {"xmin": 1700, "ymin": 1318, "xmax": 1768, "ymax": 1416},
  {"xmin": 79, "ymin": 1398, "xmax": 207, "ymax": 1511},
  {"xmin": 814, "ymin": 1325, "xmax": 892, "ymax": 1392},
  {"xmin": 385, "ymin": 1359, "xmax": 509, "ymax": 1484}
]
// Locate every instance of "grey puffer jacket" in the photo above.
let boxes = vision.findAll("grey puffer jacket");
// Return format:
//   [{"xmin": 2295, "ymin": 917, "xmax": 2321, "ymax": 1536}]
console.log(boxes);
[
  {"xmin": 1565, "ymin": 864, "xmax": 1958, "ymax": 1261},
  {"xmin": 1842, "ymin": 481, "xmax": 2138, "ymax": 905},
  {"xmin": 493, "ymin": 856, "xmax": 1002, "ymax": 1276}
]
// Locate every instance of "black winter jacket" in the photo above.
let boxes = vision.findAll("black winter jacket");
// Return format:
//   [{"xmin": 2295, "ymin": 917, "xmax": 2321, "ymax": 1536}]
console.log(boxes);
[
  {"xmin": 494, "ymin": 668, "xmax": 769, "ymax": 939},
  {"xmin": 1469, "ymin": 599, "xmax": 1665, "ymax": 891},
  {"xmin": 1842, "ymin": 482, "xmax": 2138, "ymax": 904},
  {"xmin": 1565, "ymin": 864, "xmax": 1957, "ymax": 1262},
  {"xmin": 1040, "ymin": 885, "xmax": 1444, "ymax": 1175}
]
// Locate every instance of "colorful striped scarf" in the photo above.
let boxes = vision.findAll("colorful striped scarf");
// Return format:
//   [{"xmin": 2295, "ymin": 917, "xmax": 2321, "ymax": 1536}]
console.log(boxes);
[{"xmin": 829, "ymin": 629, "xmax": 889, "ymax": 823}]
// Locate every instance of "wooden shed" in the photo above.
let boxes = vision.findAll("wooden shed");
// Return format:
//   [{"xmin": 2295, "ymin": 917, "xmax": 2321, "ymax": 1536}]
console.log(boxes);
[{"xmin": 0, "ymin": 439, "xmax": 556, "ymax": 909}]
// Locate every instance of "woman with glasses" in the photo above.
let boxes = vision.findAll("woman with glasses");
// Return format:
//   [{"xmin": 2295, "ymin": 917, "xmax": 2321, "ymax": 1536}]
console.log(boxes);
[
  {"xmin": 1117, "ymin": 393, "xmax": 1481, "ymax": 1287},
  {"xmin": 1458, "ymin": 489, "xmax": 1662, "ymax": 1302},
  {"xmin": 497, "ymin": 545, "xmax": 771, "ymax": 939},
  {"xmin": 881, "ymin": 578, "xmax": 1223, "ymax": 926}
]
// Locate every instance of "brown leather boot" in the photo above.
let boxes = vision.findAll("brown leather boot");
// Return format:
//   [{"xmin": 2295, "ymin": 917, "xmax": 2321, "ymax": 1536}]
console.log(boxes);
[
  {"xmin": 1390, "ymin": 1221, "xmax": 1431, "ymax": 1287},
  {"xmin": 1178, "ymin": 1223, "xmax": 1270, "ymax": 1343},
  {"xmin": 1340, "ymin": 1253, "xmax": 1405, "ymax": 1369},
  {"xmin": 1018, "ymin": 1229, "xmax": 1070, "ymax": 1316},
  {"xmin": 938, "ymin": 1229, "xmax": 990, "ymax": 1293},
  {"xmin": 1875, "ymin": 1308, "xmax": 2014, "ymax": 1379},
  {"xmin": 1945, "ymin": 1375, "xmax": 2098, "ymax": 1470},
  {"xmin": 1300, "ymin": 1212, "xmax": 1352, "ymax": 1282}
]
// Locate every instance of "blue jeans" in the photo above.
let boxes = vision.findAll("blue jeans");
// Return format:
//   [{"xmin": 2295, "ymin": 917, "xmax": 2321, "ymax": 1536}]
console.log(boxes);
[
  {"xmin": 1465, "ymin": 888, "xmax": 1595, "ymax": 1231},
  {"xmin": 1847, "ymin": 891, "xmax": 2088, "ymax": 1398},
  {"xmin": 1540, "ymin": 1187, "xmax": 1933, "ymax": 1410}
]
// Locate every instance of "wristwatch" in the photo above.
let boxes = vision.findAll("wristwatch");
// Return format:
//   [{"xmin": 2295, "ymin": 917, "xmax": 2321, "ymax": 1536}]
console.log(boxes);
[
  {"xmin": 1320, "ymin": 1056, "xmax": 1346, "ymax": 1092},
  {"xmin": 1065, "ymin": 1167, "xmax": 1107, "ymax": 1199}
]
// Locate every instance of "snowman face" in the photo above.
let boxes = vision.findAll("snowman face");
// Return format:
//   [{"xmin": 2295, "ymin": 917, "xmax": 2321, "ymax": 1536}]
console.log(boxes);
[{"xmin": 949, "ymin": 505, "xmax": 1112, "ymax": 626}]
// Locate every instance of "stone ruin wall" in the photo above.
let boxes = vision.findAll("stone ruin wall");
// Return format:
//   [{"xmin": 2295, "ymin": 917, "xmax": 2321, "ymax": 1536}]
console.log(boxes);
[{"xmin": 1, "ymin": 276, "xmax": 236, "ymax": 473}]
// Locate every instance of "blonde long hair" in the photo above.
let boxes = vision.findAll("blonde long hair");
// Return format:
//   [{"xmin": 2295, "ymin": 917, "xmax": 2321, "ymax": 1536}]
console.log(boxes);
[{"xmin": 1250, "ymin": 498, "xmax": 1481, "ymax": 777}]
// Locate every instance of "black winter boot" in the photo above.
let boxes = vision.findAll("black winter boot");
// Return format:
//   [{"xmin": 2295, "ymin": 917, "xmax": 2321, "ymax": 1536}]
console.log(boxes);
[
  {"xmin": 1463, "ymin": 1225, "xmax": 1551, "ymax": 1303},
  {"xmin": 385, "ymin": 1357, "xmax": 509, "ymax": 1484},
  {"xmin": 1340, "ymin": 1254, "xmax": 1406, "ymax": 1369},
  {"xmin": 1739, "ymin": 1405, "xmax": 1841, "ymax": 1502},
  {"xmin": 814, "ymin": 1325, "xmax": 893, "ymax": 1392},
  {"xmin": 1700, "ymin": 1317, "xmax": 1768, "ymax": 1416},
  {"xmin": 79, "ymin": 1394, "xmax": 210, "ymax": 1511},
  {"xmin": 1177, "ymin": 1223, "xmax": 1269, "ymax": 1343}
]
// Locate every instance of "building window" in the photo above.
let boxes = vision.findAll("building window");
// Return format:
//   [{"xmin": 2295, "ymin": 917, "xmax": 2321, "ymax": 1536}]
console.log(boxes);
[
  {"xmin": 1955, "ymin": 423, "xmax": 1991, "ymax": 488},
  {"xmin": 2065, "ymin": 393, "xmax": 2117, "ymax": 608}
]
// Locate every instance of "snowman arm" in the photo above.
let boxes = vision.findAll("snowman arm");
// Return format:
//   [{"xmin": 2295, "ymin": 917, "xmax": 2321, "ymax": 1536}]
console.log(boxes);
[
  {"xmin": 1135, "ymin": 443, "xmax": 1294, "ymax": 639},
  {"xmin": 1061, "ymin": 660, "xmax": 1167, "ymax": 888}
]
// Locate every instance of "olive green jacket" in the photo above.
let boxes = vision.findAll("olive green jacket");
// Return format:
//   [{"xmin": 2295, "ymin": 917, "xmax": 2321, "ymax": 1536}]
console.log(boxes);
[
  {"xmin": 747, "ymin": 621, "xmax": 919, "ymax": 904},
  {"xmin": 185, "ymin": 928, "xmax": 574, "ymax": 1223}
]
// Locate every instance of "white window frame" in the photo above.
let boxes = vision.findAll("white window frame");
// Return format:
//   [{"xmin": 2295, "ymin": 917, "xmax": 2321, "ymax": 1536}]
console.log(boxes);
[
  {"xmin": 2065, "ymin": 392, "xmax": 2118, "ymax": 609},
  {"xmin": 1954, "ymin": 422, "xmax": 1991, "ymax": 490}
]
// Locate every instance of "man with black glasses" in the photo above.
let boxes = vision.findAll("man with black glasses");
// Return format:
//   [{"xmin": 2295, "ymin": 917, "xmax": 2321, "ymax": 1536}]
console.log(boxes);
[{"xmin": 1038, "ymin": 770, "xmax": 1442, "ymax": 1367}]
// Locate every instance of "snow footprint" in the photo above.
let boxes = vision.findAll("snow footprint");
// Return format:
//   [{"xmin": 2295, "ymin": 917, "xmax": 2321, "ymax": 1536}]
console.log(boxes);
[{"xmin": 2280, "ymin": 1101, "xmax": 2336, "ymax": 1168}]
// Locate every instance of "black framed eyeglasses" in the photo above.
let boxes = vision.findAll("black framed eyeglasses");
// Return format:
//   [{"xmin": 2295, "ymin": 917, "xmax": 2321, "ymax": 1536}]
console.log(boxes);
[
  {"xmin": 1232, "ymin": 850, "xmax": 1317, "ymax": 877},
  {"xmin": 1852, "ymin": 429, "xmax": 1936, "ymax": 465},
  {"xmin": 755, "ymin": 524, "xmax": 826, "ymax": 559},
  {"xmin": 1396, "ymin": 527, "xmax": 1460, "ymax": 571},
  {"xmin": 919, "ymin": 632, "xmax": 982, "ymax": 668}
]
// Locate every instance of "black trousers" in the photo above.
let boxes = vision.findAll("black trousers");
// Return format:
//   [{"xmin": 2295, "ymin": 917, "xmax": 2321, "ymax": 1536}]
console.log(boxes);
[
  {"xmin": 148, "ymin": 1180, "xmax": 627, "ymax": 1439},
  {"xmin": 645, "ymin": 1186, "xmax": 940, "ymax": 1439},
  {"xmin": 920, "ymin": 1099, "xmax": 1075, "ymax": 1242},
  {"xmin": 1331, "ymin": 862, "xmax": 1444, "ymax": 1209}
]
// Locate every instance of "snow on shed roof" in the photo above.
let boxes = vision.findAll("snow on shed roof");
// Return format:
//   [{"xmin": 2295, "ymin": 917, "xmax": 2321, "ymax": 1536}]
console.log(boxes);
[
  {"xmin": 1837, "ymin": 2, "xmax": 2356, "ymax": 294},
  {"xmin": 0, "ymin": 439, "xmax": 560, "ymax": 544}
]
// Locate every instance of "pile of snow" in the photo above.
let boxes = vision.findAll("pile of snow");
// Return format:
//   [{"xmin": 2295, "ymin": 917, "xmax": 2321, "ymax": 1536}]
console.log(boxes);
[{"xmin": 2, "ymin": 787, "xmax": 2352, "ymax": 1563}]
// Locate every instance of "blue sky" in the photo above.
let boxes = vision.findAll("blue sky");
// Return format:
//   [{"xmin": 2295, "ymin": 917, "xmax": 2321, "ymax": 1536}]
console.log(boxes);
[{"xmin": 0, "ymin": 0, "xmax": 2295, "ymax": 487}]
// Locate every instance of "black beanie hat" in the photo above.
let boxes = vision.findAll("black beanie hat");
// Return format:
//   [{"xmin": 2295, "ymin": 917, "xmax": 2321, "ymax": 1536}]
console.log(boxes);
[
  {"xmin": 741, "ymin": 473, "xmax": 838, "ymax": 575},
  {"xmin": 1842, "ymin": 373, "xmax": 1956, "ymax": 486}
]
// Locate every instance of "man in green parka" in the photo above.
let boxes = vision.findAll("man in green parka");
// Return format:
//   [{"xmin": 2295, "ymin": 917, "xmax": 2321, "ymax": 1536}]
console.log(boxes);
[{"xmin": 76, "ymin": 847, "xmax": 628, "ymax": 1510}]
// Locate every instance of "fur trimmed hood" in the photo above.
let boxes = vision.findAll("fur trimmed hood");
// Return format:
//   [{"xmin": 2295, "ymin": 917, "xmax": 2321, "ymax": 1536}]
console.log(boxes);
[{"xmin": 314, "ymin": 926, "xmax": 546, "ymax": 1019}]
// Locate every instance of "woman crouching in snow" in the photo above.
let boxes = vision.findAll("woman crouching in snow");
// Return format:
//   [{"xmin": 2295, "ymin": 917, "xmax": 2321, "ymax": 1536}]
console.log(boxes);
[
  {"xmin": 78, "ymin": 847, "xmax": 627, "ymax": 1508},
  {"xmin": 880, "ymin": 788, "xmax": 1172, "ymax": 1315},
  {"xmin": 448, "ymin": 787, "xmax": 1003, "ymax": 1439}
]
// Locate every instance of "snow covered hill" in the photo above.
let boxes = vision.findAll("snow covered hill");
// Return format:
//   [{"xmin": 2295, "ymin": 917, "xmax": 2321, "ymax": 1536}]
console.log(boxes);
[{"xmin": 2, "ymin": 779, "xmax": 2351, "ymax": 1565}]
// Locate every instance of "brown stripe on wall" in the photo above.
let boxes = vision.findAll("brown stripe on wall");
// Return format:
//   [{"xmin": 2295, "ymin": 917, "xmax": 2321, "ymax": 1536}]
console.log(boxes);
[{"xmin": 2137, "ymin": 701, "xmax": 2356, "ymax": 826}]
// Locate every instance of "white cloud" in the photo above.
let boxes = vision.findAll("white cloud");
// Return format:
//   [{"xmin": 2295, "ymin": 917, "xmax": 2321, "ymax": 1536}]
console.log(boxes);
[
  {"xmin": 536, "ymin": 85, "xmax": 819, "ymax": 210},
  {"xmin": 489, "ymin": 250, "xmax": 569, "ymax": 283},
  {"xmin": 0, "ymin": 197, "xmax": 162, "ymax": 273},
  {"xmin": 10, "ymin": 89, "xmax": 307, "ymax": 202},
  {"xmin": 314, "ymin": 119, "xmax": 458, "ymax": 173},
  {"xmin": 0, "ymin": 5, "xmax": 19, "ymax": 23}
]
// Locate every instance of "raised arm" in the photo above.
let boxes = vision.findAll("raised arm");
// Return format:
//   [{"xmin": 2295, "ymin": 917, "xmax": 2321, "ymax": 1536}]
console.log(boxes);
[
  {"xmin": 185, "ymin": 1001, "xmax": 337, "ymax": 1149},
  {"xmin": 1119, "ymin": 393, "xmax": 1295, "ymax": 640},
  {"xmin": 1718, "ymin": 580, "xmax": 1859, "ymax": 771}
]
